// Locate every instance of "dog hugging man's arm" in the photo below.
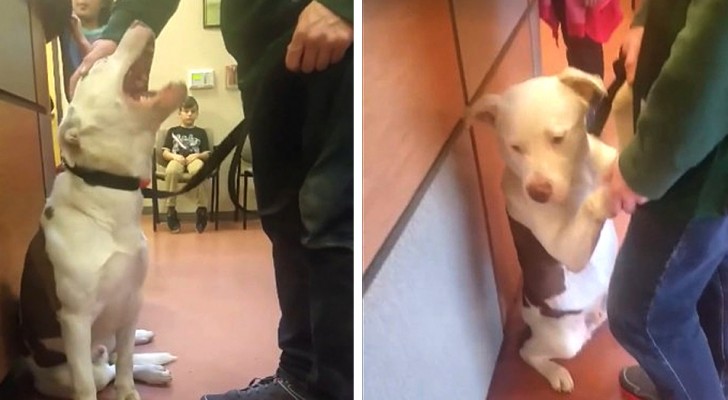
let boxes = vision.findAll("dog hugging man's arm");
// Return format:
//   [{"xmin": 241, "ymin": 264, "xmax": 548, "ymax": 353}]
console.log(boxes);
[{"xmin": 468, "ymin": 67, "xmax": 616, "ymax": 272}]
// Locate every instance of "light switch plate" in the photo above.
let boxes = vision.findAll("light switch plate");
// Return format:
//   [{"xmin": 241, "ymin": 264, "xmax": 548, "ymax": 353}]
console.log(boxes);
[{"xmin": 188, "ymin": 69, "xmax": 215, "ymax": 90}]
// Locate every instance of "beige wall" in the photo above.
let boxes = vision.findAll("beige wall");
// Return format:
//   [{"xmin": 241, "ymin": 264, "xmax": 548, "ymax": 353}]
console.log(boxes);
[{"xmin": 149, "ymin": 0, "xmax": 247, "ymax": 213}]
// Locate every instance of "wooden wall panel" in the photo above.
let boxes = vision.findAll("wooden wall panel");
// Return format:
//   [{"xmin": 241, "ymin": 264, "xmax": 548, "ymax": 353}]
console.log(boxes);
[
  {"xmin": 452, "ymin": 0, "xmax": 529, "ymax": 101},
  {"xmin": 363, "ymin": 0, "xmax": 465, "ymax": 269},
  {"xmin": 0, "ymin": 103, "xmax": 46, "ymax": 380},
  {"xmin": 0, "ymin": 0, "xmax": 51, "ymax": 381},
  {"xmin": 471, "ymin": 11, "xmax": 538, "ymax": 322},
  {"xmin": 0, "ymin": 0, "xmax": 38, "ymax": 103}
]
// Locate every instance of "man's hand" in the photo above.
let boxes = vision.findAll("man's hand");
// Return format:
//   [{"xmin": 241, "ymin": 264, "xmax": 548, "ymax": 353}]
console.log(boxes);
[
  {"xmin": 186, "ymin": 153, "xmax": 199, "ymax": 163},
  {"xmin": 620, "ymin": 27, "xmax": 645, "ymax": 85},
  {"xmin": 603, "ymin": 158, "xmax": 648, "ymax": 217},
  {"xmin": 285, "ymin": 1, "xmax": 353, "ymax": 73},
  {"xmin": 68, "ymin": 39, "xmax": 118, "ymax": 99},
  {"xmin": 68, "ymin": 27, "xmax": 154, "ymax": 100}
]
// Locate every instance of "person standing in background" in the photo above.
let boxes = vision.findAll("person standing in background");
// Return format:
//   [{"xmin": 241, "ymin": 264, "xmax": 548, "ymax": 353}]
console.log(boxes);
[
  {"xmin": 539, "ymin": 0, "xmax": 623, "ymax": 131},
  {"xmin": 60, "ymin": 0, "xmax": 113, "ymax": 101}
]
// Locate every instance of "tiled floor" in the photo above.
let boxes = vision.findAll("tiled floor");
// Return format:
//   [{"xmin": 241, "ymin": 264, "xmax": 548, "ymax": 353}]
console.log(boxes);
[
  {"xmin": 486, "ymin": 2, "xmax": 639, "ymax": 399},
  {"xmin": 15, "ymin": 216, "xmax": 282, "ymax": 400}
]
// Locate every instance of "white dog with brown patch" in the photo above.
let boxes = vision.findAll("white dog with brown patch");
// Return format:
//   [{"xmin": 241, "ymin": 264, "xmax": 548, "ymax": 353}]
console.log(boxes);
[
  {"xmin": 469, "ymin": 68, "xmax": 618, "ymax": 392},
  {"xmin": 18, "ymin": 22, "xmax": 186, "ymax": 400}
]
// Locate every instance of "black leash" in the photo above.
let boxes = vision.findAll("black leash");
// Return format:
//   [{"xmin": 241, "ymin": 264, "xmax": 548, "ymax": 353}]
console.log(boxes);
[
  {"xmin": 590, "ymin": 54, "xmax": 627, "ymax": 137},
  {"xmin": 141, "ymin": 119, "xmax": 250, "ymax": 212},
  {"xmin": 61, "ymin": 120, "xmax": 250, "ymax": 210}
]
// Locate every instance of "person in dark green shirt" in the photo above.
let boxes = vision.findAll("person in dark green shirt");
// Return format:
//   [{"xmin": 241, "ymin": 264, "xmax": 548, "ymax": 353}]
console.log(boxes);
[
  {"xmin": 69, "ymin": 1, "xmax": 353, "ymax": 399},
  {"xmin": 604, "ymin": 1, "xmax": 728, "ymax": 399}
]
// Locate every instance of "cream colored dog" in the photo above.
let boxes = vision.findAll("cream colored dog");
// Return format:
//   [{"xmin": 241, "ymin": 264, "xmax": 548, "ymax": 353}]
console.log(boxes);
[
  {"xmin": 469, "ymin": 68, "xmax": 618, "ymax": 392},
  {"xmin": 18, "ymin": 22, "xmax": 186, "ymax": 400}
]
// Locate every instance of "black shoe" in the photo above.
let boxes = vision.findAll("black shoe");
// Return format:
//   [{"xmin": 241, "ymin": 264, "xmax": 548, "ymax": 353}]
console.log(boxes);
[
  {"xmin": 196, "ymin": 207, "xmax": 208, "ymax": 233},
  {"xmin": 619, "ymin": 365, "xmax": 659, "ymax": 400},
  {"xmin": 166, "ymin": 208, "xmax": 180, "ymax": 233},
  {"xmin": 200, "ymin": 375, "xmax": 308, "ymax": 400}
]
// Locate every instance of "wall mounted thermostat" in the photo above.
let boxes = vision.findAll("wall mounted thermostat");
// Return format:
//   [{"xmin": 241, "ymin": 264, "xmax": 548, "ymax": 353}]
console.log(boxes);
[{"xmin": 188, "ymin": 69, "xmax": 215, "ymax": 90}]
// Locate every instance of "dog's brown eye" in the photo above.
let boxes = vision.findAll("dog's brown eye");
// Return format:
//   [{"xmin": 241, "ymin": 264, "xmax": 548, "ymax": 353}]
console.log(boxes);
[
  {"xmin": 511, "ymin": 145, "xmax": 524, "ymax": 154},
  {"xmin": 552, "ymin": 136, "xmax": 565, "ymax": 145}
]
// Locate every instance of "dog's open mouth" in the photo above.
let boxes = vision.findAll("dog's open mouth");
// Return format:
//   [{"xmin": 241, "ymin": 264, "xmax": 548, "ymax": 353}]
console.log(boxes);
[
  {"xmin": 121, "ymin": 21, "xmax": 157, "ymax": 102},
  {"xmin": 115, "ymin": 21, "xmax": 187, "ymax": 114}
]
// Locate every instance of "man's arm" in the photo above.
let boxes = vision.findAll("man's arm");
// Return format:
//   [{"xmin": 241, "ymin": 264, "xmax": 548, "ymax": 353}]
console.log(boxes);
[
  {"xmin": 101, "ymin": 0, "xmax": 181, "ymax": 43},
  {"xmin": 619, "ymin": 0, "xmax": 728, "ymax": 199},
  {"xmin": 631, "ymin": 0, "xmax": 648, "ymax": 28},
  {"xmin": 316, "ymin": 0, "xmax": 353, "ymax": 24}
]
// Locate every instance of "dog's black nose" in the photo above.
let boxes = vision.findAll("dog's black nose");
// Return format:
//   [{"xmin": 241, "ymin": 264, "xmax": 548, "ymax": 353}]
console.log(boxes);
[{"xmin": 526, "ymin": 182, "xmax": 552, "ymax": 203}]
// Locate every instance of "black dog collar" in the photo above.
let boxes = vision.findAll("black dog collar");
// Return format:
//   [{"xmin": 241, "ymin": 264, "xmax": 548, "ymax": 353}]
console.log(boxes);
[{"xmin": 61, "ymin": 159, "xmax": 145, "ymax": 191}]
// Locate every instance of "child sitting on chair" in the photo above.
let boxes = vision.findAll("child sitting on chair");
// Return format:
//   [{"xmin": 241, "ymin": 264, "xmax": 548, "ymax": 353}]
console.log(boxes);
[{"xmin": 162, "ymin": 96, "xmax": 211, "ymax": 234}]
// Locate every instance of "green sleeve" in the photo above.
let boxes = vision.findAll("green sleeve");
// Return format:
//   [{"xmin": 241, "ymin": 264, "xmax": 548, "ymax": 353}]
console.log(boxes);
[
  {"xmin": 101, "ymin": 0, "xmax": 181, "ymax": 43},
  {"xmin": 317, "ymin": 0, "xmax": 353, "ymax": 24},
  {"xmin": 630, "ymin": 0, "xmax": 648, "ymax": 28},
  {"xmin": 619, "ymin": 0, "xmax": 728, "ymax": 199}
]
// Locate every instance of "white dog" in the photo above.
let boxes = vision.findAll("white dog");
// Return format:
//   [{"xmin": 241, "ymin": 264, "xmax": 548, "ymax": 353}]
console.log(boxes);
[
  {"xmin": 18, "ymin": 22, "xmax": 186, "ymax": 400},
  {"xmin": 469, "ymin": 67, "xmax": 618, "ymax": 392}
]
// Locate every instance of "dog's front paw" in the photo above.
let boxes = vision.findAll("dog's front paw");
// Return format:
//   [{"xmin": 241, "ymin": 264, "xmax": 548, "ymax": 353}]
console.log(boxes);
[
  {"xmin": 544, "ymin": 364, "xmax": 575, "ymax": 393},
  {"xmin": 116, "ymin": 387, "xmax": 141, "ymax": 400},
  {"xmin": 135, "ymin": 364, "xmax": 173, "ymax": 385}
]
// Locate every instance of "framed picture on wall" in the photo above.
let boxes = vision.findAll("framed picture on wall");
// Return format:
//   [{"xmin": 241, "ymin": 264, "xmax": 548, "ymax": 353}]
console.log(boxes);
[{"xmin": 203, "ymin": 0, "xmax": 220, "ymax": 28}]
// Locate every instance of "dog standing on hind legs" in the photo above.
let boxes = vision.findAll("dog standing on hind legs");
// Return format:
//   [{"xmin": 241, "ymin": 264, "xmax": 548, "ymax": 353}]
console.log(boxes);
[
  {"xmin": 18, "ymin": 21, "xmax": 184, "ymax": 400},
  {"xmin": 469, "ymin": 67, "xmax": 618, "ymax": 392}
]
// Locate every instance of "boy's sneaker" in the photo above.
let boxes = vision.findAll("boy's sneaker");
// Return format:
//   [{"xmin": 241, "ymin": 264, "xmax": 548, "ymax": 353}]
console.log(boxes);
[
  {"xmin": 620, "ymin": 365, "xmax": 659, "ymax": 400},
  {"xmin": 200, "ymin": 375, "xmax": 309, "ymax": 400},
  {"xmin": 166, "ymin": 208, "xmax": 180, "ymax": 233},
  {"xmin": 196, "ymin": 207, "xmax": 208, "ymax": 233}
]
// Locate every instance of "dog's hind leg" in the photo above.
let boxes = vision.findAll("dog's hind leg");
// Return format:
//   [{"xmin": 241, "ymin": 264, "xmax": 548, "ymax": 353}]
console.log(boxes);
[
  {"xmin": 131, "ymin": 352, "xmax": 176, "ymax": 385},
  {"xmin": 520, "ymin": 334, "xmax": 581, "ymax": 393},
  {"xmin": 133, "ymin": 364, "xmax": 173, "ymax": 385},
  {"xmin": 133, "ymin": 352, "xmax": 177, "ymax": 365},
  {"xmin": 134, "ymin": 329, "xmax": 155, "ymax": 345}
]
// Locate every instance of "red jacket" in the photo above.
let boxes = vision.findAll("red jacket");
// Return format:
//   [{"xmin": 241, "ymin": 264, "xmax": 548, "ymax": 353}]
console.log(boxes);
[{"xmin": 540, "ymin": 0, "xmax": 623, "ymax": 44}]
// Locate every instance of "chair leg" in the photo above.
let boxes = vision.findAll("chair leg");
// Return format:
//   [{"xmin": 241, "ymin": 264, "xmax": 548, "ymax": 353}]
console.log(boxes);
[
  {"xmin": 151, "ymin": 178, "xmax": 159, "ymax": 233},
  {"xmin": 234, "ymin": 162, "xmax": 241, "ymax": 222},
  {"xmin": 243, "ymin": 173, "xmax": 249, "ymax": 230},
  {"xmin": 209, "ymin": 175, "xmax": 216, "ymax": 223},
  {"xmin": 214, "ymin": 171, "xmax": 220, "ymax": 231}
]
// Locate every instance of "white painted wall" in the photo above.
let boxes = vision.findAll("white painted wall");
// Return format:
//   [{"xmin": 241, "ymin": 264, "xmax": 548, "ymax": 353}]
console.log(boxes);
[
  {"xmin": 149, "ymin": 0, "xmax": 251, "ymax": 213},
  {"xmin": 364, "ymin": 131, "xmax": 503, "ymax": 399}
]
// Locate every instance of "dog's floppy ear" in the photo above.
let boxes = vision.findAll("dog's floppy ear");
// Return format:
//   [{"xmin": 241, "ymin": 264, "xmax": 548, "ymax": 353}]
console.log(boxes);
[
  {"xmin": 468, "ymin": 94, "xmax": 501, "ymax": 126},
  {"xmin": 557, "ymin": 67, "xmax": 607, "ymax": 102}
]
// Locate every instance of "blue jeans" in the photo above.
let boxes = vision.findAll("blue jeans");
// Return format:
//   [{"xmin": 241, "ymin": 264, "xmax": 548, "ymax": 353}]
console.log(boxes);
[{"xmin": 608, "ymin": 207, "xmax": 728, "ymax": 400}]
